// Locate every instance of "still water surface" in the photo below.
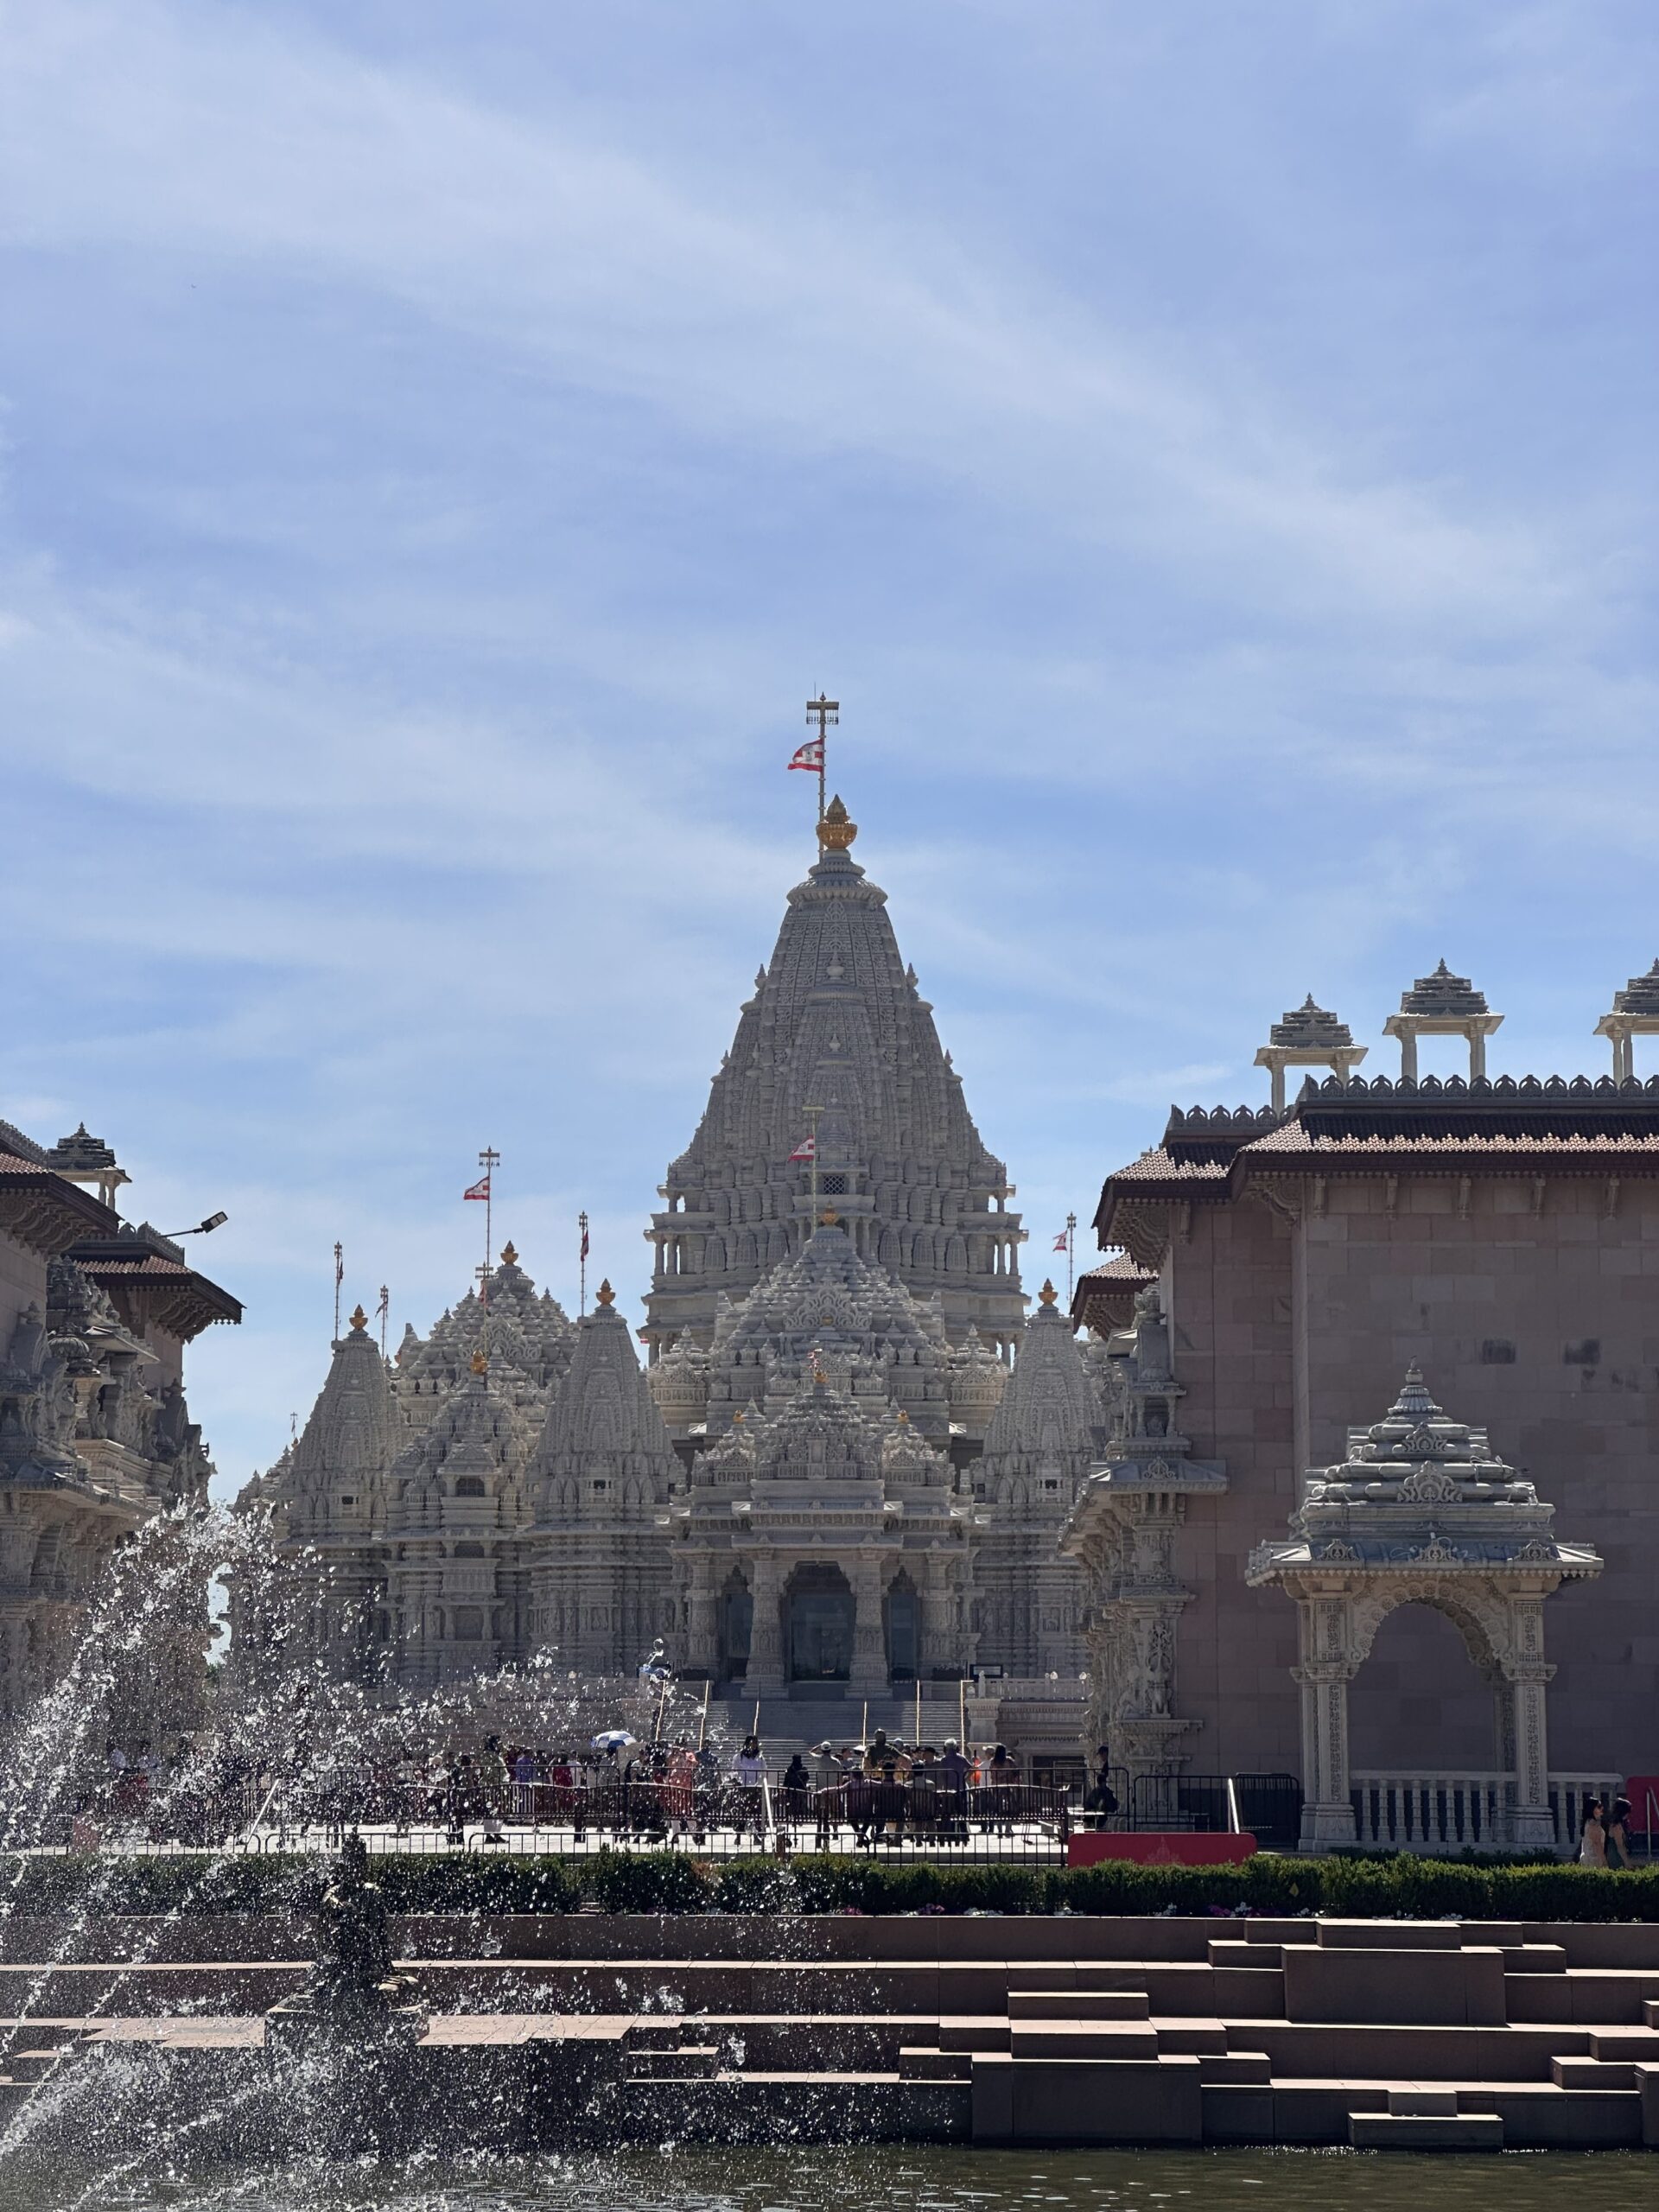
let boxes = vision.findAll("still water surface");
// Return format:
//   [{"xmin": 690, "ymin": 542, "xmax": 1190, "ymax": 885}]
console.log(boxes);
[{"xmin": 0, "ymin": 2145, "xmax": 1646, "ymax": 2212}]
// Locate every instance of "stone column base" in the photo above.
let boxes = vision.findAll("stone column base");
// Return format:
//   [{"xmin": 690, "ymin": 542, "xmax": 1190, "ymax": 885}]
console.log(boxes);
[
  {"xmin": 1299, "ymin": 1797, "xmax": 1357, "ymax": 1853},
  {"xmin": 1510, "ymin": 1802, "xmax": 1558, "ymax": 1853}
]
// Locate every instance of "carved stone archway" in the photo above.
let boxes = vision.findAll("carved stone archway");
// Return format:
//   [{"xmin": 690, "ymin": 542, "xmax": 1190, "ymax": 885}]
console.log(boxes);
[{"xmin": 1249, "ymin": 1368, "xmax": 1600, "ymax": 1852}]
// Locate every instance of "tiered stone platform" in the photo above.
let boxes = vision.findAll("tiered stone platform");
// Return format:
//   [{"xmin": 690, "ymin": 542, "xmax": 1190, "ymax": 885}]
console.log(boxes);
[{"xmin": 3, "ymin": 1912, "xmax": 1657, "ymax": 2150}]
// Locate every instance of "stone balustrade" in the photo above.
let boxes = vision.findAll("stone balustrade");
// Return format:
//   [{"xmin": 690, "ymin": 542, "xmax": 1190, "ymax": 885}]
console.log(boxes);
[{"xmin": 1351, "ymin": 1770, "xmax": 1624, "ymax": 1856}]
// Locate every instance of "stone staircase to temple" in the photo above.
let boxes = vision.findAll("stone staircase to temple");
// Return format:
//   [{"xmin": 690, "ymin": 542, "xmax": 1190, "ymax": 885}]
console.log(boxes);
[
  {"xmin": 589, "ymin": 1923, "xmax": 1659, "ymax": 2149},
  {"xmin": 6, "ymin": 1911, "xmax": 1659, "ymax": 2148},
  {"xmin": 699, "ymin": 1692, "xmax": 969, "ymax": 1760}
]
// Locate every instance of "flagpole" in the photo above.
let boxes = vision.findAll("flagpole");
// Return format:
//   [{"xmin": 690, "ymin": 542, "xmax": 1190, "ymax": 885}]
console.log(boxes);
[
  {"xmin": 805, "ymin": 694, "xmax": 838, "ymax": 825},
  {"xmin": 579, "ymin": 1211, "xmax": 589, "ymax": 1318},
  {"xmin": 1065, "ymin": 1212, "xmax": 1077, "ymax": 1307},
  {"xmin": 478, "ymin": 1145, "xmax": 500, "ymax": 1360},
  {"xmin": 804, "ymin": 1103, "xmax": 823, "ymax": 1224},
  {"xmin": 333, "ymin": 1242, "xmax": 342, "ymax": 1342},
  {"xmin": 378, "ymin": 1284, "xmax": 390, "ymax": 1357}
]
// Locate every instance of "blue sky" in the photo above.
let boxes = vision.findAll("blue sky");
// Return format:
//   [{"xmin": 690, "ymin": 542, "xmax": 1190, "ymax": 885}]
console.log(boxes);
[{"xmin": 1, "ymin": 2, "xmax": 1655, "ymax": 1494}]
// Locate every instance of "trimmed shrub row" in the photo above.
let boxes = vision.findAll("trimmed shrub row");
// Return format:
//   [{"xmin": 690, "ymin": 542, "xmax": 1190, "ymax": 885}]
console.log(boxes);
[{"xmin": 3, "ymin": 1850, "xmax": 1659, "ymax": 1923}]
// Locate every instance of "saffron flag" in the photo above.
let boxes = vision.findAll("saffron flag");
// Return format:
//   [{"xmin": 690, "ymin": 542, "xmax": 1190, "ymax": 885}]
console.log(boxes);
[
  {"xmin": 334, "ymin": 1249, "xmax": 344, "ymax": 1285},
  {"xmin": 580, "ymin": 1223, "xmax": 590, "ymax": 1260},
  {"xmin": 1053, "ymin": 1232, "xmax": 1069, "ymax": 1251},
  {"xmin": 788, "ymin": 1135, "xmax": 817, "ymax": 1162},
  {"xmin": 463, "ymin": 1173, "xmax": 491, "ymax": 1201},
  {"xmin": 787, "ymin": 738, "xmax": 823, "ymax": 773}
]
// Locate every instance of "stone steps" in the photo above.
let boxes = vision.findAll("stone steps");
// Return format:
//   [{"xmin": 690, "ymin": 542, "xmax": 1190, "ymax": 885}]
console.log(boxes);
[
  {"xmin": 1552, "ymin": 2055, "xmax": 1635, "ymax": 2089},
  {"xmin": 623, "ymin": 2049, "xmax": 721, "ymax": 2079},
  {"xmin": 899, "ymin": 2046, "xmax": 973, "ymax": 2081},
  {"xmin": 1198, "ymin": 2051, "xmax": 1271, "ymax": 2083},
  {"xmin": 1589, "ymin": 2025, "xmax": 1659, "ymax": 2060},
  {"xmin": 1007, "ymin": 1991, "xmax": 1149, "ymax": 2020},
  {"xmin": 1350, "ymin": 2114, "xmax": 1505, "ymax": 2150},
  {"xmin": 1008, "ymin": 2023, "xmax": 1161, "ymax": 2060},
  {"xmin": 8, "ymin": 1917, "xmax": 1659, "ymax": 2152}
]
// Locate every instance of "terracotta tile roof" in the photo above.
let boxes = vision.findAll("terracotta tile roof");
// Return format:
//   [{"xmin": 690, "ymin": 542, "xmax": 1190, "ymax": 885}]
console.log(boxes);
[
  {"xmin": 1077, "ymin": 1254, "xmax": 1155, "ymax": 1281},
  {"xmin": 69, "ymin": 1233, "xmax": 241, "ymax": 1338},
  {"xmin": 0, "ymin": 1116, "xmax": 51, "ymax": 1166},
  {"xmin": 0, "ymin": 1147, "xmax": 65, "ymax": 1177},
  {"xmin": 0, "ymin": 1152, "xmax": 122, "ymax": 1251},
  {"xmin": 1071, "ymin": 1252, "xmax": 1156, "ymax": 1331},
  {"xmin": 77, "ymin": 1252, "xmax": 186, "ymax": 1275},
  {"xmin": 1106, "ymin": 1148, "xmax": 1231, "ymax": 1184}
]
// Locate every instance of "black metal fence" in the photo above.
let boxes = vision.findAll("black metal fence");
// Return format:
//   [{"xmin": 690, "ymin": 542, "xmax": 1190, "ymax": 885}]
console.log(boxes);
[
  {"xmin": 42, "ymin": 1774, "xmax": 1077, "ymax": 1864},
  {"xmin": 1123, "ymin": 1771, "xmax": 1302, "ymax": 1851},
  {"xmin": 35, "ymin": 1767, "xmax": 1313, "ymax": 1862}
]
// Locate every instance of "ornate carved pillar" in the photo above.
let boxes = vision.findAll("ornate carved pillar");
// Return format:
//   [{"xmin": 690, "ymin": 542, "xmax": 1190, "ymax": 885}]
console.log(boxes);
[
  {"xmin": 747, "ymin": 1553, "xmax": 785, "ymax": 1693},
  {"xmin": 1062, "ymin": 1287, "xmax": 1227, "ymax": 1787},
  {"xmin": 849, "ymin": 1555, "xmax": 887, "ymax": 1694},
  {"xmin": 1487, "ymin": 1661, "xmax": 1518, "ymax": 1777},
  {"xmin": 684, "ymin": 1564, "xmax": 719, "ymax": 1675},
  {"xmin": 1506, "ymin": 1592, "xmax": 1555, "ymax": 1847},
  {"xmin": 1507, "ymin": 1664, "xmax": 1554, "ymax": 1848},
  {"xmin": 1103, "ymin": 1494, "xmax": 1203, "ymax": 1780},
  {"xmin": 1294, "ymin": 1592, "xmax": 1357, "ymax": 1850},
  {"xmin": 919, "ymin": 1554, "xmax": 955, "ymax": 1680}
]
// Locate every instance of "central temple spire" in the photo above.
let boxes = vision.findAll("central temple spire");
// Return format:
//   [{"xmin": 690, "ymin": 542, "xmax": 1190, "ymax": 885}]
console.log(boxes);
[{"xmin": 643, "ymin": 806, "xmax": 1026, "ymax": 1358}]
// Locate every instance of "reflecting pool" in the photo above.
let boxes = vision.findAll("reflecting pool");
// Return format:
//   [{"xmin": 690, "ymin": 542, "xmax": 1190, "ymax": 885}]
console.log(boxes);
[{"xmin": 0, "ymin": 2144, "xmax": 1649, "ymax": 2212}]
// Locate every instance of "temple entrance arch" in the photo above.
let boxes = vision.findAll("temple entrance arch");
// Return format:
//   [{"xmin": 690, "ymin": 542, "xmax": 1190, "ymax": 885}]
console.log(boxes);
[
  {"xmin": 1348, "ymin": 1599, "xmax": 1498, "ymax": 1771},
  {"xmin": 885, "ymin": 1570, "xmax": 920, "ymax": 1682},
  {"xmin": 785, "ymin": 1562, "xmax": 853, "ymax": 1682},
  {"xmin": 1249, "ymin": 1366, "xmax": 1602, "ymax": 1853}
]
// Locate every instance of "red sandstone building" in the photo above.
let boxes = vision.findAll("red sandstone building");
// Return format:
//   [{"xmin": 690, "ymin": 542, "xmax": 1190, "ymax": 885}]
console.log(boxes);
[{"xmin": 1070, "ymin": 965, "xmax": 1659, "ymax": 1852}]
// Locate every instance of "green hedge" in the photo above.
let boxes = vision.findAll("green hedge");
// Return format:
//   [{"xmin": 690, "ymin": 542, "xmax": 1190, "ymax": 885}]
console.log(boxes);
[{"xmin": 3, "ymin": 1850, "xmax": 1657, "ymax": 1922}]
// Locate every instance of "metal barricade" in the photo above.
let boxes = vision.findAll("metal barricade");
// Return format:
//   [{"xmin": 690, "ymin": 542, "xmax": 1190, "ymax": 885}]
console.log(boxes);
[
  {"xmin": 1231, "ymin": 1771, "xmax": 1303, "ymax": 1850},
  {"xmin": 1128, "ymin": 1772, "xmax": 1229, "ymax": 1834}
]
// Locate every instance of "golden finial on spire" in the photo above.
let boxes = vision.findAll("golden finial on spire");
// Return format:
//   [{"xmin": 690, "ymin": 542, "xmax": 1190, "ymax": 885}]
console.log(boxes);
[
  {"xmin": 470, "ymin": 1348, "xmax": 488, "ymax": 1375},
  {"xmin": 499, "ymin": 1240, "xmax": 518, "ymax": 1267},
  {"xmin": 595, "ymin": 1278, "xmax": 615, "ymax": 1307},
  {"xmin": 817, "ymin": 794, "xmax": 857, "ymax": 851},
  {"xmin": 347, "ymin": 1303, "xmax": 369, "ymax": 1333},
  {"xmin": 1038, "ymin": 1279, "xmax": 1058, "ymax": 1307},
  {"xmin": 818, "ymin": 1206, "xmax": 840, "ymax": 1226}
]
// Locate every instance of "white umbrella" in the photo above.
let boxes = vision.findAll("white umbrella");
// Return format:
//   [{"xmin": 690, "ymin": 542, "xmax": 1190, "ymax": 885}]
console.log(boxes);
[{"xmin": 591, "ymin": 1731, "xmax": 637, "ymax": 1752}]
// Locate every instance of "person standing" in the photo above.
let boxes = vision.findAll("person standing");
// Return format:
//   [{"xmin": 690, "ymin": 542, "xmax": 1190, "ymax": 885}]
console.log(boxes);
[
  {"xmin": 731, "ymin": 1733, "xmax": 768, "ymax": 1841},
  {"xmin": 937, "ymin": 1737, "xmax": 970, "ymax": 1847},
  {"xmin": 1605, "ymin": 1796, "xmax": 1633, "ymax": 1870},
  {"xmin": 731, "ymin": 1734, "xmax": 768, "ymax": 1786},
  {"xmin": 480, "ymin": 1736, "xmax": 510, "ymax": 1845},
  {"xmin": 1087, "ymin": 1745, "xmax": 1119, "ymax": 1818},
  {"xmin": 665, "ymin": 1739, "xmax": 697, "ymax": 1834},
  {"xmin": 1579, "ymin": 1797, "xmax": 1609, "ymax": 1867}
]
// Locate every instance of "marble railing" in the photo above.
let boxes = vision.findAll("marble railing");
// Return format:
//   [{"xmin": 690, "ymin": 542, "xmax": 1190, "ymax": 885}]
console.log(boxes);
[{"xmin": 1351, "ymin": 1770, "xmax": 1624, "ymax": 1856}]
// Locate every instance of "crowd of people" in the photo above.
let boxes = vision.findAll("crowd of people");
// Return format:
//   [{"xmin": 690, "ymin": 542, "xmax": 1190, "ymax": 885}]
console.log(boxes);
[{"xmin": 75, "ymin": 1727, "xmax": 1090, "ymax": 1850}]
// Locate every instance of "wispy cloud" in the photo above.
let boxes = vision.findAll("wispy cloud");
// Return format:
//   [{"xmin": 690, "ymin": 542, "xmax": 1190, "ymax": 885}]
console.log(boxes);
[
  {"xmin": 0, "ymin": 1, "xmax": 1653, "ymax": 1486},
  {"xmin": 2, "ymin": 1, "xmax": 1624, "ymax": 647}
]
